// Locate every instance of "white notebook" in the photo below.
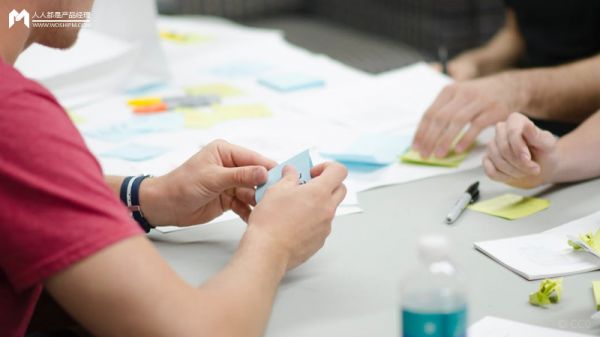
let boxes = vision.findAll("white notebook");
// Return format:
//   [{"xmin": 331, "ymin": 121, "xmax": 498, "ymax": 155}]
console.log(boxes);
[
  {"xmin": 470, "ymin": 316, "xmax": 595, "ymax": 337},
  {"xmin": 474, "ymin": 210, "xmax": 600, "ymax": 280}
]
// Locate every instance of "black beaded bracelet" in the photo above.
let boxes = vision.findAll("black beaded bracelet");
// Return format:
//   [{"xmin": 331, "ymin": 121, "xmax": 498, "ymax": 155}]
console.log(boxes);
[{"xmin": 119, "ymin": 175, "xmax": 153, "ymax": 233}]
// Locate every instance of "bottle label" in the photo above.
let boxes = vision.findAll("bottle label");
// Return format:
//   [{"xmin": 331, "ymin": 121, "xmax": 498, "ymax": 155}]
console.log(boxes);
[{"xmin": 402, "ymin": 307, "xmax": 467, "ymax": 337}]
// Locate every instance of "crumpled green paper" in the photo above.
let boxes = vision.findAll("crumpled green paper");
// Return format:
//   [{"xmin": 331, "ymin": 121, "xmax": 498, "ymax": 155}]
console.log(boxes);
[
  {"xmin": 568, "ymin": 229, "xmax": 600, "ymax": 253},
  {"xmin": 529, "ymin": 278, "xmax": 563, "ymax": 307}
]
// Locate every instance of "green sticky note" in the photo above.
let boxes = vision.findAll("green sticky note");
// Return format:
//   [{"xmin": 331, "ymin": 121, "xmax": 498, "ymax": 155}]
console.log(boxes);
[
  {"xmin": 529, "ymin": 278, "xmax": 563, "ymax": 307},
  {"xmin": 593, "ymin": 281, "xmax": 600, "ymax": 311},
  {"xmin": 401, "ymin": 148, "xmax": 470, "ymax": 168},
  {"xmin": 468, "ymin": 194, "xmax": 549, "ymax": 220},
  {"xmin": 184, "ymin": 83, "xmax": 243, "ymax": 97}
]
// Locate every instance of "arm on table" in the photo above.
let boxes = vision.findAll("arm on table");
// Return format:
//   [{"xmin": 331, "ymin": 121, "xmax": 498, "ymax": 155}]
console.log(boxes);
[
  {"xmin": 446, "ymin": 9, "xmax": 525, "ymax": 80},
  {"xmin": 47, "ymin": 163, "xmax": 347, "ymax": 337}
]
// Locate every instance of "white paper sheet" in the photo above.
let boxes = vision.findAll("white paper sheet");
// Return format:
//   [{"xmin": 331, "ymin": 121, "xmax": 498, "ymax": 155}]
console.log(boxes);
[{"xmin": 474, "ymin": 210, "xmax": 600, "ymax": 280}]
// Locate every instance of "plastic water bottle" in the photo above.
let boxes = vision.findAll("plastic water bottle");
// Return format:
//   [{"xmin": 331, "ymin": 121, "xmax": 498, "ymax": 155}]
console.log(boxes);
[{"xmin": 400, "ymin": 235, "xmax": 467, "ymax": 337}]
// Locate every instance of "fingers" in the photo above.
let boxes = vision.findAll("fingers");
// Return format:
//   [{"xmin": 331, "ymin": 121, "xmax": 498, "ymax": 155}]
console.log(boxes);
[
  {"xmin": 483, "ymin": 157, "xmax": 512, "ymax": 183},
  {"xmin": 234, "ymin": 188, "xmax": 257, "ymax": 206},
  {"xmin": 503, "ymin": 116, "xmax": 541, "ymax": 175},
  {"xmin": 280, "ymin": 165, "xmax": 300, "ymax": 186},
  {"xmin": 218, "ymin": 165, "xmax": 268, "ymax": 190},
  {"xmin": 488, "ymin": 137, "xmax": 529, "ymax": 178},
  {"xmin": 331, "ymin": 184, "xmax": 347, "ymax": 206},
  {"xmin": 308, "ymin": 162, "xmax": 348, "ymax": 192},
  {"xmin": 413, "ymin": 85, "xmax": 455, "ymax": 153},
  {"xmin": 212, "ymin": 139, "xmax": 277, "ymax": 170},
  {"xmin": 495, "ymin": 121, "xmax": 537, "ymax": 175},
  {"xmin": 231, "ymin": 198, "xmax": 251, "ymax": 223},
  {"xmin": 522, "ymin": 120, "xmax": 557, "ymax": 152},
  {"xmin": 454, "ymin": 112, "xmax": 490, "ymax": 153},
  {"xmin": 418, "ymin": 101, "xmax": 463, "ymax": 157},
  {"xmin": 433, "ymin": 100, "xmax": 480, "ymax": 157}
]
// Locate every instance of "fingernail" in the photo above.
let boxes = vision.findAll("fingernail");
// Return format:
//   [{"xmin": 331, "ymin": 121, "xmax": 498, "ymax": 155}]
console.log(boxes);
[{"xmin": 254, "ymin": 167, "xmax": 266, "ymax": 182}]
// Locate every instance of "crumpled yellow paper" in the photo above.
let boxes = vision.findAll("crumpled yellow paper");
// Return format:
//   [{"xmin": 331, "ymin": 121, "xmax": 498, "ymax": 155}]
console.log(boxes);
[
  {"xmin": 529, "ymin": 278, "xmax": 563, "ymax": 307},
  {"xmin": 568, "ymin": 229, "xmax": 600, "ymax": 254}
]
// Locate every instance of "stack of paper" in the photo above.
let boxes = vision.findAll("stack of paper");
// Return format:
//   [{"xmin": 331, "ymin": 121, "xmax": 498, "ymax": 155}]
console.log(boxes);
[
  {"xmin": 474, "ymin": 210, "xmax": 600, "ymax": 280},
  {"xmin": 470, "ymin": 316, "xmax": 595, "ymax": 337}
]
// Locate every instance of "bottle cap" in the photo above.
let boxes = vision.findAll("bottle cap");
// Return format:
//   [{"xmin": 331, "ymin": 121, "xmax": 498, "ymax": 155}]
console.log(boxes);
[{"xmin": 418, "ymin": 235, "xmax": 450, "ymax": 262}]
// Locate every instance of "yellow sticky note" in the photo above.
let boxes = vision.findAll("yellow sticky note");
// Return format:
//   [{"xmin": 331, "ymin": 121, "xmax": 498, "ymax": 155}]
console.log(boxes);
[
  {"xmin": 159, "ymin": 30, "xmax": 210, "ymax": 44},
  {"xmin": 184, "ymin": 84, "xmax": 243, "ymax": 97},
  {"xmin": 182, "ymin": 109, "xmax": 218, "ymax": 129},
  {"xmin": 181, "ymin": 104, "xmax": 272, "ymax": 129},
  {"xmin": 127, "ymin": 97, "xmax": 162, "ymax": 107},
  {"xmin": 593, "ymin": 281, "xmax": 600, "ymax": 311},
  {"xmin": 468, "ymin": 194, "xmax": 549, "ymax": 220},
  {"xmin": 213, "ymin": 104, "xmax": 272, "ymax": 118},
  {"xmin": 401, "ymin": 148, "xmax": 470, "ymax": 168}
]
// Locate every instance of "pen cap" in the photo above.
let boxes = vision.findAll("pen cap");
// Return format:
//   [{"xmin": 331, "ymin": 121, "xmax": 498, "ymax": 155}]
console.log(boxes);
[{"xmin": 418, "ymin": 235, "xmax": 450, "ymax": 262}]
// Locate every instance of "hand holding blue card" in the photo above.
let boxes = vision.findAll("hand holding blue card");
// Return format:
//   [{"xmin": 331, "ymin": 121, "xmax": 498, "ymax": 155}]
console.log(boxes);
[{"xmin": 255, "ymin": 150, "xmax": 313, "ymax": 203}]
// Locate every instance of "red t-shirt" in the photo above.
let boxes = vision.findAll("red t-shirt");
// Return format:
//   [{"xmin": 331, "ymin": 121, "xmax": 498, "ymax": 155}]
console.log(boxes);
[{"xmin": 0, "ymin": 61, "xmax": 142, "ymax": 336}]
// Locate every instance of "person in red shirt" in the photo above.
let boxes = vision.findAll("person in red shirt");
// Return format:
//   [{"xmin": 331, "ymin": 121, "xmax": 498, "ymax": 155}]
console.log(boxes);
[{"xmin": 0, "ymin": 1, "xmax": 348, "ymax": 336}]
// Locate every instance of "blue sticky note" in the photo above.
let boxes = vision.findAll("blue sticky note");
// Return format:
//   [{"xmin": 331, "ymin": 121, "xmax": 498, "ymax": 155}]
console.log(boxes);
[
  {"xmin": 211, "ymin": 61, "xmax": 272, "ymax": 78},
  {"xmin": 100, "ymin": 143, "xmax": 169, "ymax": 161},
  {"xmin": 255, "ymin": 150, "xmax": 313, "ymax": 203},
  {"xmin": 321, "ymin": 133, "xmax": 412, "ymax": 166},
  {"xmin": 85, "ymin": 114, "xmax": 184, "ymax": 142},
  {"xmin": 258, "ymin": 72, "xmax": 325, "ymax": 92}
]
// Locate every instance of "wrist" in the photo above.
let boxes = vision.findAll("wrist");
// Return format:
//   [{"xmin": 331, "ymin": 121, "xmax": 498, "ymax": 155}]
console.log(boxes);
[
  {"xmin": 241, "ymin": 226, "xmax": 290, "ymax": 276},
  {"xmin": 503, "ymin": 71, "xmax": 536, "ymax": 115},
  {"xmin": 547, "ymin": 139, "xmax": 569, "ymax": 184},
  {"xmin": 139, "ymin": 176, "xmax": 176, "ymax": 226}
]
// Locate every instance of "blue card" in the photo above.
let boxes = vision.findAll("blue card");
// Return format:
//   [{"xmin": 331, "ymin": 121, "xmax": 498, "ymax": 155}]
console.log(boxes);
[
  {"xmin": 255, "ymin": 150, "xmax": 313, "ymax": 203},
  {"xmin": 321, "ymin": 133, "xmax": 411, "ymax": 166},
  {"xmin": 100, "ymin": 143, "xmax": 169, "ymax": 161},
  {"xmin": 258, "ymin": 72, "xmax": 325, "ymax": 92}
]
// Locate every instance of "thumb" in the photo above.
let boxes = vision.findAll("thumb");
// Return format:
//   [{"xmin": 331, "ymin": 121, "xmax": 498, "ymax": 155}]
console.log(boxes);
[
  {"xmin": 523, "ymin": 122, "xmax": 556, "ymax": 152},
  {"xmin": 278, "ymin": 165, "xmax": 299, "ymax": 187},
  {"xmin": 219, "ymin": 166, "xmax": 268, "ymax": 190}
]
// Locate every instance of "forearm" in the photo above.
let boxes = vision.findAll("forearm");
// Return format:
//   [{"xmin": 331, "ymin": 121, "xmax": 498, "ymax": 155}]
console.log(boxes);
[
  {"xmin": 511, "ymin": 55, "xmax": 600, "ymax": 122},
  {"xmin": 454, "ymin": 9, "xmax": 524, "ymax": 76},
  {"xmin": 105, "ymin": 175, "xmax": 124, "ymax": 196},
  {"xmin": 552, "ymin": 110, "xmax": 600, "ymax": 182},
  {"xmin": 191, "ymin": 228, "xmax": 287, "ymax": 337}
]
